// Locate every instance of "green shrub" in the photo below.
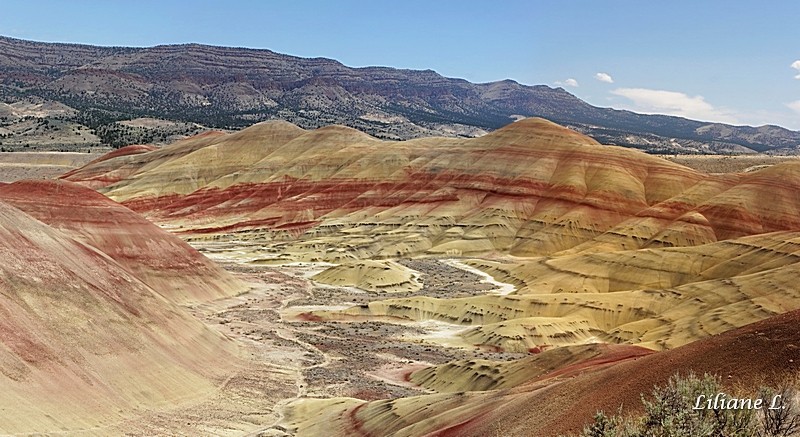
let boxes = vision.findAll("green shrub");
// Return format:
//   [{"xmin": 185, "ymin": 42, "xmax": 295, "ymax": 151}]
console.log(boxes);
[
  {"xmin": 582, "ymin": 411, "xmax": 620, "ymax": 437},
  {"xmin": 569, "ymin": 373, "xmax": 800, "ymax": 437}
]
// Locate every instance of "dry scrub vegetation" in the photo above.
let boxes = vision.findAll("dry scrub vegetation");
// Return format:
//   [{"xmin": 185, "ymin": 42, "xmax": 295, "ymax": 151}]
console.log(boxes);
[
  {"xmin": 573, "ymin": 373, "xmax": 800, "ymax": 437},
  {"xmin": 661, "ymin": 155, "xmax": 800, "ymax": 174}
]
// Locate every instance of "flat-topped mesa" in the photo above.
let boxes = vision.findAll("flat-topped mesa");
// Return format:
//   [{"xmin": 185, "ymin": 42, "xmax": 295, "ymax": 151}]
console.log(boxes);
[
  {"xmin": 62, "ymin": 118, "xmax": 800, "ymax": 258},
  {"xmin": 0, "ymin": 179, "xmax": 247, "ymax": 304}
]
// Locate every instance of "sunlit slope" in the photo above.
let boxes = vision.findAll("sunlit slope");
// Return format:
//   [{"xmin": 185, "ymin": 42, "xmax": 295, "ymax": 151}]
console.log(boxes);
[
  {"xmin": 61, "ymin": 131, "xmax": 226, "ymax": 189},
  {"xmin": 287, "ymin": 309, "xmax": 800, "ymax": 437},
  {"xmin": 409, "ymin": 343, "xmax": 652, "ymax": 392},
  {"xmin": 0, "ymin": 201, "xmax": 238, "ymax": 434},
  {"xmin": 312, "ymin": 260, "xmax": 422, "ymax": 293},
  {"xmin": 0, "ymin": 180, "xmax": 247, "ymax": 304},
  {"xmin": 63, "ymin": 119, "xmax": 800, "ymax": 349},
  {"xmin": 61, "ymin": 118, "xmax": 800, "ymax": 352},
  {"xmin": 64, "ymin": 118, "xmax": 800, "ymax": 261},
  {"xmin": 60, "ymin": 117, "xmax": 800, "ymax": 436},
  {"xmin": 471, "ymin": 231, "xmax": 800, "ymax": 295}
]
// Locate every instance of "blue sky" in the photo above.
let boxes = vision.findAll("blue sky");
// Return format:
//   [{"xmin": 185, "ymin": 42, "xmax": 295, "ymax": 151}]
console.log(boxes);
[{"xmin": 2, "ymin": 0, "xmax": 799, "ymax": 129}]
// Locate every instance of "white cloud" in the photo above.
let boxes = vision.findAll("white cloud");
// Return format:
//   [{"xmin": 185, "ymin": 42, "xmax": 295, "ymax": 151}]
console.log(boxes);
[
  {"xmin": 554, "ymin": 78, "xmax": 579, "ymax": 88},
  {"xmin": 595, "ymin": 72, "xmax": 614, "ymax": 83},
  {"xmin": 792, "ymin": 60, "xmax": 800, "ymax": 79},
  {"xmin": 611, "ymin": 88, "xmax": 740, "ymax": 124},
  {"xmin": 787, "ymin": 100, "xmax": 800, "ymax": 114}
]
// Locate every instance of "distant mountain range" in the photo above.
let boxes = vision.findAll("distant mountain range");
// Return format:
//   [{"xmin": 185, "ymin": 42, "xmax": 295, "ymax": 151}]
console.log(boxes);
[{"xmin": 1, "ymin": 35, "xmax": 798, "ymax": 153}]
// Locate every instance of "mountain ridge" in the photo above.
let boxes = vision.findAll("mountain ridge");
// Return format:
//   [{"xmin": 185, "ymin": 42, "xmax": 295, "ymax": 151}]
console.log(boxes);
[{"xmin": 2, "ymin": 35, "xmax": 799, "ymax": 153}]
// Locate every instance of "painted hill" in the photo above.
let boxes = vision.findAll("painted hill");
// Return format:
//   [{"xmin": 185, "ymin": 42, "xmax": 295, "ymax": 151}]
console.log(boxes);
[
  {"xmin": 320, "ymin": 229, "xmax": 800, "ymax": 351},
  {"xmin": 2, "ymin": 35, "xmax": 799, "ymax": 152},
  {"xmin": 0, "ymin": 199, "xmax": 239, "ymax": 434},
  {"xmin": 65, "ymin": 118, "xmax": 800, "ymax": 259},
  {"xmin": 62, "ymin": 120, "xmax": 800, "ymax": 350},
  {"xmin": 312, "ymin": 260, "xmax": 422, "ymax": 293},
  {"xmin": 60, "ymin": 117, "xmax": 800, "ymax": 435},
  {"xmin": 0, "ymin": 179, "xmax": 248, "ymax": 303}
]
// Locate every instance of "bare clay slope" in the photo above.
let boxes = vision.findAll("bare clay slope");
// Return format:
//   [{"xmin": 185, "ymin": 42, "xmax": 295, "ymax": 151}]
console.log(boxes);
[
  {"xmin": 61, "ymin": 118, "xmax": 800, "ymax": 436},
  {"xmin": 67, "ymin": 118, "xmax": 716, "ymax": 254},
  {"xmin": 321, "ymin": 230, "xmax": 800, "ymax": 352},
  {"xmin": 68, "ymin": 118, "xmax": 800, "ymax": 258},
  {"xmin": 0, "ymin": 200, "xmax": 238, "ymax": 434},
  {"xmin": 61, "ymin": 130, "xmax": 228, "ymax": 189},
  {"xmin": 0, "ymin": 179, "xmax": 248, "ymax": 303},
  {"xmin": 63, "ymin": 118, "xmax": 800, "ymax": 351}
]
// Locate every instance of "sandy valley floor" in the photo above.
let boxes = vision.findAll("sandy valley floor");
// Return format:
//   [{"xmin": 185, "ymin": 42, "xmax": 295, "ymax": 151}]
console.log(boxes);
[{"xmin": 107, "ymin": 241, "xmax": 520, "ymax": 436}]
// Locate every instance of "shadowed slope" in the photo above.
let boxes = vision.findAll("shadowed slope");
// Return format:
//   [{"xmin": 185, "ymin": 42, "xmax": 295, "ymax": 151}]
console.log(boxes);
[
  {"xmin": 0, "ymin": 179, "xmax": 247, "ymax": 304},
  {"xmin": 0, "ymin": 200, "xmax": 238, "ymax": 434}
]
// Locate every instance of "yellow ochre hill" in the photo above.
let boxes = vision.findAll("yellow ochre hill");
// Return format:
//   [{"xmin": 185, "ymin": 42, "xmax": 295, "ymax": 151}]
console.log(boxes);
[
  {"xmin": 62, "ymin": 118, "xmax": 800, "ymax": 350},
  {"xmin": 0, "ymin": 198, "xmax": 240, "ymax": 434},
  {"xmin": 59, "ymin": 117, "xmax": 800, "ymax": 436},
  {"xmin": 65, "ymin": 117, "xmax": 796, "ymax": 258}
]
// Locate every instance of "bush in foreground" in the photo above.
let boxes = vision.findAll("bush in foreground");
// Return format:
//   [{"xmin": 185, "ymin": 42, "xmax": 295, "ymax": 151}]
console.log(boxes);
[{"xmin": 570, "ymin": 373, "xmax": 800, "ymax": 437}]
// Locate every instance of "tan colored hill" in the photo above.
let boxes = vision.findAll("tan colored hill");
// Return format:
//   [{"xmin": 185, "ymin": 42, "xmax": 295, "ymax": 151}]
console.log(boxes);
[
  {"xmin": 409, "ymin": 343, "xmax": 652, "ymax": 393},
  {"xmin": 64, "ymin": 118, "xmax": 800, "ymax": 352},
  {"xmin": 60, "ymin": 118, "xmax": 800, "ymax": 435},
  {"xmin": 0, "ymin": 180, "xmax": 247, "ymax": 304},
  {"xmin": 311, "ymin": 230, "xmax": 800, "ymax": 351},
  {"xmin": 0, "ymin": 199, "xmax": 239, "ymax": 434},
  {"xmin": 61, "ymin": 131, "xmax": 227, "ymax": 189},
  {"xmin": 64, "ymin": 118, "xmax": 800, "ymax": 260},
  {"xmin": 312, "ymin": 260, "xmax": 422, "ymax": 293}
]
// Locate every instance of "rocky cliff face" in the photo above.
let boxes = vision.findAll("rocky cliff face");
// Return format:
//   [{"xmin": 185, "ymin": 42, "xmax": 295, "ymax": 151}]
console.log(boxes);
[{"xmin": 2, "ymin": 35, "xmax": 799, "ymax": 152}]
